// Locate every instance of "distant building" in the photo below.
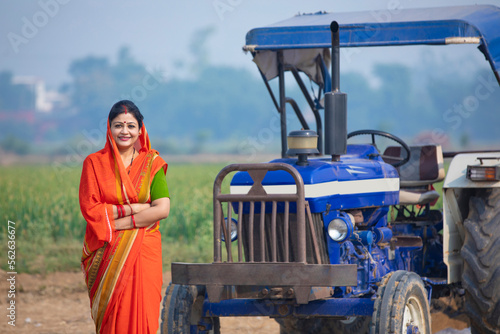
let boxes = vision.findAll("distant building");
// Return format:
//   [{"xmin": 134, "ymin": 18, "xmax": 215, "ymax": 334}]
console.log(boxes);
[
  {"xmin": 12, "ymin": 76, "xmax": 68, "ymax": 113},
  {"xmin": 0, "ymin": 73, "xmax": 71, "ymax": 143}
]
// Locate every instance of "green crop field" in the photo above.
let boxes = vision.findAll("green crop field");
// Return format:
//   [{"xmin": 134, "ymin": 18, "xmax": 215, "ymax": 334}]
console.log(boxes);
[{"xmin": 0, "ymin": 163, "xmax": 227, "ymax": 274}]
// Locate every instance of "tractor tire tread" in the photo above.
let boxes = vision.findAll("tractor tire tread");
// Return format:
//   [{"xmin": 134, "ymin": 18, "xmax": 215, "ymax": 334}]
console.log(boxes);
[
  {"xmin": 371, "ymin": 271, "xmax": 430, "ymax": 334},
  {"xmin": 462, "ymin": 188, "xmax": 500, "ymax": 333}
]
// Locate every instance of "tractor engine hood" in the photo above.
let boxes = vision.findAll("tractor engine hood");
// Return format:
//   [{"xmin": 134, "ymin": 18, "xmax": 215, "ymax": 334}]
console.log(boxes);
[{"xmin": 230, "ymin": 145, "xmax": 399, "ymax": 213}]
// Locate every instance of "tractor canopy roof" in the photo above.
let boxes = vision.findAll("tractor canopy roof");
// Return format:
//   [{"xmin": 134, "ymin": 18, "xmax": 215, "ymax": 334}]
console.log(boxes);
[{"xmin": 244, "ymin": 5, "xmax": 500, "ymax": 84}]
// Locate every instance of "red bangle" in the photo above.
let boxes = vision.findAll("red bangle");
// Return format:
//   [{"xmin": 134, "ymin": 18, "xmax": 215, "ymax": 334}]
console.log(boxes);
[
  {"xmin": 131, "ymin": 214, "xmax": 136, "ymax": 229},
  {"xmin": 127, "ymin": 203, "xmax": 133, "ymax": 215},
  {"xmin": 117, "ymin": 205, "xmax": 123, "ymax": 218}
]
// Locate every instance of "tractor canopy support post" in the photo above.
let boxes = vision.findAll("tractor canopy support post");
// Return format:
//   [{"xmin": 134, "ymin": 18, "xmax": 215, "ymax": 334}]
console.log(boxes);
[{"xmin": 278, "ymin": 51, "xmax": 288, "ymax": 159}]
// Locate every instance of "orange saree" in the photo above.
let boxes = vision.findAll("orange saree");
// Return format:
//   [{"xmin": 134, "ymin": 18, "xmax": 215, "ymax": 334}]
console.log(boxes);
[{"xmin": 79, "ymin": 122, "xmax": 167, "ymax": 333}]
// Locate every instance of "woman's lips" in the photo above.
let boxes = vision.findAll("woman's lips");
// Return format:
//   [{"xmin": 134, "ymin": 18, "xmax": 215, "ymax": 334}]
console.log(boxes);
[{"xmin": 118, "ymin": 137, "xmax": 131, "ymax": 141}]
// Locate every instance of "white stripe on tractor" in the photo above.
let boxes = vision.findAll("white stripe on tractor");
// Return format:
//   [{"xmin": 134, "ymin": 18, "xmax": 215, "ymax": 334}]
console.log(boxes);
[{"xmin": 230, "ymin": 178, "xmax": 400, "ymax": 198}]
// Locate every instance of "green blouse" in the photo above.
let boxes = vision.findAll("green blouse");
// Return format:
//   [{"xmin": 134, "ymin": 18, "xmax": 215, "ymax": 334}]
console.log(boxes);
[{"xmin": 150, "ymin": 169, "xmax": 169, "ymax": 201}]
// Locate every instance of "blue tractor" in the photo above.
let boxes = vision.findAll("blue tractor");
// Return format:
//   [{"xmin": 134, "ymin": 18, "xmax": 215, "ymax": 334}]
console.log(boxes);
[{"xmin": 163, "ymin": 5, "xmax": 500, "ymax": 334}]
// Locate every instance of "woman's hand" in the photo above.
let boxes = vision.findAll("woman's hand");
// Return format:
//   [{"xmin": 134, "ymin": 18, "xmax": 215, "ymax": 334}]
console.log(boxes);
[
  {"xmin": 114, "ymin": 198, "xmax": 170, "ymax": 231},
  {"xmin": 130, "ymin": 203, "xmax": 151, "ymax": 214},
  {"xmin": 114, "ymin": 216, "xmax": 133, "ymax": 230},
  {"xmin": 113, "ymin": 202, "xmax": 151, "ymax": 220}
]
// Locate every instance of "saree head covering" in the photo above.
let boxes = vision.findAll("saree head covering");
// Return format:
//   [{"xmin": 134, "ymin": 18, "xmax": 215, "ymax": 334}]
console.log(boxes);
[{"xmin": 79, "ymin": 117, "xmax": 167, "ymax": 333}]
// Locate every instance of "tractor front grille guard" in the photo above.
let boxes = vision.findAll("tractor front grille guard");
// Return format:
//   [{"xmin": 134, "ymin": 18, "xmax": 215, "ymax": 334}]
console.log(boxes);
[
  {"xmin": 171, "ymin": 162, "xmax": 357, "ymax": 303},
  {"xmin": 213, "ymin": 163, "xmax": 326, "ymax": 265}
]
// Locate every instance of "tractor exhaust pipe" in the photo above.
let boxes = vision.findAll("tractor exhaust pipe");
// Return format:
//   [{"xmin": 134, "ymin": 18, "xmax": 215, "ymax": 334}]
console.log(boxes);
[{"xmin": 324, "ymin": 21, "xmax": 347, "ymax": 161}]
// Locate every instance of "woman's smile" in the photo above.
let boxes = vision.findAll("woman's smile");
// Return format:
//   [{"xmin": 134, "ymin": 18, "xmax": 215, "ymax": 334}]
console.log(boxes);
[{"xmin": 111, "ymin": 112, "xmax": 141, "ymax": 150}]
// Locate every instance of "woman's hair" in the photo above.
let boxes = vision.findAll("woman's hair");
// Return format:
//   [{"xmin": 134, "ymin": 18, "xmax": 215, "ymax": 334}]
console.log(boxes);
[{"xmin": 108, "ymin": 100, "xmax": 144, "ymax": 128}]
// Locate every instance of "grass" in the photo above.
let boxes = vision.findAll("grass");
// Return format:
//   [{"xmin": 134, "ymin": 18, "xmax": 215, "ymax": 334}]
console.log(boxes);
[{"xmin": 0, "ymin": 163, "xmax": 226, "ymax": 274}]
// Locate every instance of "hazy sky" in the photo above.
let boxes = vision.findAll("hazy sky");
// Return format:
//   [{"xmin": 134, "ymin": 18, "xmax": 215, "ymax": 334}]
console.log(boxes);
[{"xmin": 1, "ymin": 0, "xmax": 499, "ymax": 88}]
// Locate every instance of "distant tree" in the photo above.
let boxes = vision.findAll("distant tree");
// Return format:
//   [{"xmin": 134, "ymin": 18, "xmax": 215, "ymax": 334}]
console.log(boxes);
[
  {"xmin": 342, "ymin": 71, "xmax": 377, "ymax": 131},
  {"xmin": 113, "ymin": 46, "xmax": 147, "ymax": 84},
  {"xmin": 65, "ymin": 48, "xmax": 154, "ymax": 129},
  {"xmin": 191, "ymin": 129, "xmax": 212, "ymax": 154},
  {"xmin": 67, "ymin": 56, "xmax": 114, "ymax": 124},
  {"xmin": 371, "ymin": 63, "xmax": 416, "ymax": 134},
  {"xmin": 61, "ymin": 32, "xmax": 281, "ymax": 154},
  {"xmin": 0, "ymin": 134, "xmax": 30, "ymax": 155},
  {"xmin": 424, "ymin": 67, "xmax": 500, "ymax": 148},
  {"xmin": 143, "ymin": 65, "xmax": 275, "ymax": 148}
]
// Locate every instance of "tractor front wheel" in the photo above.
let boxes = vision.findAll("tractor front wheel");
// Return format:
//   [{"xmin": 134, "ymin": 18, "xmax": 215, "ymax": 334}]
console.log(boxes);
[
  {"xmin": 161, "ymin": 283, "xmax": 220, "ymax": 334},
  {"xmin": 371, "ymin": 271, "xmax": 431, "ymax": 334}
]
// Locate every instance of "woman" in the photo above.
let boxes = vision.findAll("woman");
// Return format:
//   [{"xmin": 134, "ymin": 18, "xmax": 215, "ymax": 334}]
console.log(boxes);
[{"xmin": 79, "ymin": 100, "xmax": 170, "ymax": 333}]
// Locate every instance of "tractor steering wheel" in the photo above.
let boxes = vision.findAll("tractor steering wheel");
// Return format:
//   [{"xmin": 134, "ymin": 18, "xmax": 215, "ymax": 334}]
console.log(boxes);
[{"xmin": 347, "ymin": 129, "xmax": 411, "ymax": 167}]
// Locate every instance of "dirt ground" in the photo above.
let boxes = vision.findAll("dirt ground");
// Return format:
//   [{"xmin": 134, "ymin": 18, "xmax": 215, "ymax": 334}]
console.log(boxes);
[{"xmin": 0, "ymin": 270, "xmax": 470, "ymax": 334}]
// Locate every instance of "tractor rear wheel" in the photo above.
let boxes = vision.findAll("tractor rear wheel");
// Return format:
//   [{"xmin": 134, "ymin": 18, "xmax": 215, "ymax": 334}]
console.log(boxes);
[
  {"xmin": 370, "ymin": 270, "xmax": 431, "ymax": 334},
  {"xmin": 461, "ymin": 188, "xmax": 500, "ymax": 334},
  {"xmin": 161, "ymin": 283, "xmax": 220, "ymax": 334}
]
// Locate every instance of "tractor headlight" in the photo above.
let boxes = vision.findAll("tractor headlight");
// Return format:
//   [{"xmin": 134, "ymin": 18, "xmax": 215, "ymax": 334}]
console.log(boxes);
[
  {"xmin": 327, "ymin": 214, "xmax": 354, "ymax": 242},
  {"xmin": 221, "ymin": 217, "xmax": 238, "ymax": 242}
]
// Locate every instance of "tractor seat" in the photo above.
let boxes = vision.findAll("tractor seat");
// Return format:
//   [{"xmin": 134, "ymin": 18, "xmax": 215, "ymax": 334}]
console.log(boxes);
[{"xmin": 383, "ymin": 145, "xmax": 445, "ymax": 206}]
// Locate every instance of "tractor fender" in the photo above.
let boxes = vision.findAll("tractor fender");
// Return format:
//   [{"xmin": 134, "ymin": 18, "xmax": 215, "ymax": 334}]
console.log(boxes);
[{"xmin": 442, "ymin": 152, "xmax": 500, "ymax": 284}]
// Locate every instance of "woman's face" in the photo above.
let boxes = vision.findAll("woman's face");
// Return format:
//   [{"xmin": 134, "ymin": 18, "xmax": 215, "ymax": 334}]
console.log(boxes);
[{"xmin": 110, "ymin": 112, "xmax": 141, "ymax": 151}]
